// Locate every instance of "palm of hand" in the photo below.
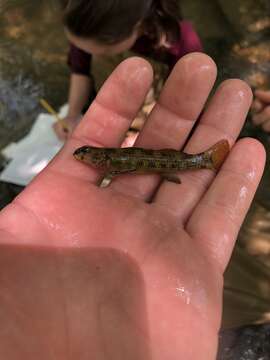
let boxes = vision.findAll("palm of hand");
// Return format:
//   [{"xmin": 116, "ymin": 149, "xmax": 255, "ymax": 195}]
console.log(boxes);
[{"xmin": 0, "ymin": 55, "xmax": 264, "ymax": 360}]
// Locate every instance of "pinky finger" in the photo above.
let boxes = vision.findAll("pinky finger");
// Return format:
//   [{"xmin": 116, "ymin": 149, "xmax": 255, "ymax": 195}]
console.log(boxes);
[{"xmin": 186, "ymin": 138, "xmax": 265, "ymax": 272}]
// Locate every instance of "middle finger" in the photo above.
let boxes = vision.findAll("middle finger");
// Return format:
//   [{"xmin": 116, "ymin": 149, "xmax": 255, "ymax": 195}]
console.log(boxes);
[{"xmin": 110, "ymin": 53, "xmax": 217, "ymax": 200}]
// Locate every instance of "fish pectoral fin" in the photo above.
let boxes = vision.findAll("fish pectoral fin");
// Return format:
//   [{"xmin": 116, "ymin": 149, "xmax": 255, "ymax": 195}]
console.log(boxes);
[
  {"xmin": 105, "ymin": 168, "xmax": 137, "ymax": 180},
  {"xmin": 162, "ymin": 173, "xmax": 181, "ymax": 184}
]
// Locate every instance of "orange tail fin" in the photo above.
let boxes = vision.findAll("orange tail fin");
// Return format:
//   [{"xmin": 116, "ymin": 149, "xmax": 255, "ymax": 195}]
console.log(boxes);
[{"xmin": 205, "ymin": 140, "xmax": 230, "ymax": 170}]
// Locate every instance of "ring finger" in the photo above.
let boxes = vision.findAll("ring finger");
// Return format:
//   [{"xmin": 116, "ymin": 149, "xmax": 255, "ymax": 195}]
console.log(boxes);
[{"xmin": 153, "ymin": 79, "xmax": 253, "ymax": 222}]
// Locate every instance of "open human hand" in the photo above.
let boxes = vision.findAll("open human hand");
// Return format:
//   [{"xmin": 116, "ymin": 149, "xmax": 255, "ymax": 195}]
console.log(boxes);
[{"xmin": 0, "ymin": 54, "xmax": 265, "ymax": 359}]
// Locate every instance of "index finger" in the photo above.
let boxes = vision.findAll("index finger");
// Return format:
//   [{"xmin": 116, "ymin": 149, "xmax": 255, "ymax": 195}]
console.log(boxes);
[{"xmin": 47, "ymin": 57, "xmax": 153, "ymax": 184}]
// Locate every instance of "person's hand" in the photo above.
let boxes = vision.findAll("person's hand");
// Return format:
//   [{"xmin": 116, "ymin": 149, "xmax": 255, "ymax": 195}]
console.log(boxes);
[
  {"xmin": 251, "ymin": 89, "xmax": 270, "ymax": 132},
  {"xmin": 53, "ymin": 114, "xmax": 82, "ymax": 141},
  {"xmin": 0, "ymin": 54, "xmax": 265, "ymax": 359}
]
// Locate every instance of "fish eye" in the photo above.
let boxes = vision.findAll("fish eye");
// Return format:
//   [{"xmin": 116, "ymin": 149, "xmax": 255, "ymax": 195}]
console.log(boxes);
[
  {"xmin": 73, "ymin": 146, "xmax": 91, "ymax": 155},
  {"xmin": 81, "ymin": 146, "xmax": 91, "ymax": 153}
]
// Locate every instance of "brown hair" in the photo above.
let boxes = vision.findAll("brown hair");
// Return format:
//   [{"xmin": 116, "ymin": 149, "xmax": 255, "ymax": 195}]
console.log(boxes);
[{"xmin": 60, "ymin": 0, "xmax": 182, "ymax": 45}]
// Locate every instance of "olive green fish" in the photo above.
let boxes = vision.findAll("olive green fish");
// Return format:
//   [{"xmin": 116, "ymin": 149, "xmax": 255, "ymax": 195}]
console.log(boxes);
[{"xmin": 73, "ymin": 139, "xmax": 230, "ymax": 184}]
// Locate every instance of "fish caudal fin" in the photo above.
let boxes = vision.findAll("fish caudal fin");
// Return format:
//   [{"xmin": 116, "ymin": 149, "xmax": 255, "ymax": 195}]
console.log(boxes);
[{"xmin": 205, "ymin": 140, "xmax": 230, "ymax": 170}]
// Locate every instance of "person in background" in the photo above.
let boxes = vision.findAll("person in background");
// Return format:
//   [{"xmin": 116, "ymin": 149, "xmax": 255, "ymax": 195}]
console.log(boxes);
[
  {"xmin": 55, "ymin": 0, "xmax": 203, "ymax": 140},
  {"xmin": 251, "ymin": 89, "xmax": 270, "ymax": 132}
]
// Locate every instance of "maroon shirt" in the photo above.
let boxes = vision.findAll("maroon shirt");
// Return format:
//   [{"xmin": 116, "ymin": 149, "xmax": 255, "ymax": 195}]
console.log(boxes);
[{"xmin": 67, "ymin": 21, "xmax": 203, "ymax": 77}]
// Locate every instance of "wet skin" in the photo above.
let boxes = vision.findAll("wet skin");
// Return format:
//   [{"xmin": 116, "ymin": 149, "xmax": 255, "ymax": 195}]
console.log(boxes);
[{"xmin": 0, "ymin": 54, "xmax": 265, "ymax": 359}]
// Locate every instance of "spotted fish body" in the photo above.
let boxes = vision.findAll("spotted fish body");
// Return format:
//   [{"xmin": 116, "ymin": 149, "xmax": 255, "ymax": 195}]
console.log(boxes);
[{"xmin": 73, "ymin": 140, "xmax": 230, "ymax": 184}]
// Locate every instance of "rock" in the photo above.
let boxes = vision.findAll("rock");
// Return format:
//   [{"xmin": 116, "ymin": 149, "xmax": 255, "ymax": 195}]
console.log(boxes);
[{"xmin": 218, "ymin": 323, "xmax": 270, "ymax": 360}]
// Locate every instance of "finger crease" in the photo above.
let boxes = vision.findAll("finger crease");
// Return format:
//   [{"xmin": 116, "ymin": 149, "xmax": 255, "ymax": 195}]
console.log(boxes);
[
  {"xmin": 70, "ymin": 133, "xmax": 108, "ymax": 149},
  {"xmin": 197, "ymin": 122, "xmax": 235, "ymax": 143},
  {"xmin": 94, "ymin": 97, "xmax": 136, "ymax": 124},
  {"xmin": 157, "ymin": 100, "xmax": 196, "ymax": 124}
]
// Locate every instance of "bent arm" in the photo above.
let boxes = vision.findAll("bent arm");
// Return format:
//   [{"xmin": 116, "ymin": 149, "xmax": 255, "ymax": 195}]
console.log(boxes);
[{"xmin": 67, "ymin": 73, "xmax": 93, "ymax": 117}]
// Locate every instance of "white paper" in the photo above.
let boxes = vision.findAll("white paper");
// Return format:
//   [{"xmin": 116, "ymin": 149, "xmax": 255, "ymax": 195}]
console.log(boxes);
[{"xmin": 0, "ymin": 105, "xmax": 67, "ymax": 186}]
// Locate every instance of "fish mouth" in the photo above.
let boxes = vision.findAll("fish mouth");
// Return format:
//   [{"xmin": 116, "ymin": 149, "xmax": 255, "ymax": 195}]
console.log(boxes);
[
  {"xmin": 73, "ymin": 148, "xmax": 86, "ymax": 161},
  {"xmin": 73, "ymin": 154, "xmax": 84, "ymax": 162},
  {"xmin": 73, "ymin": 148, "xmax": 82, "ymax": 156}
]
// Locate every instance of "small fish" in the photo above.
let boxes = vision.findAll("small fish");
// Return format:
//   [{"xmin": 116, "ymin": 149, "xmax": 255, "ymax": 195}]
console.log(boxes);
[{"xmin": 73, "ymin": 139, "xmax": 230, "ymax": 184}]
